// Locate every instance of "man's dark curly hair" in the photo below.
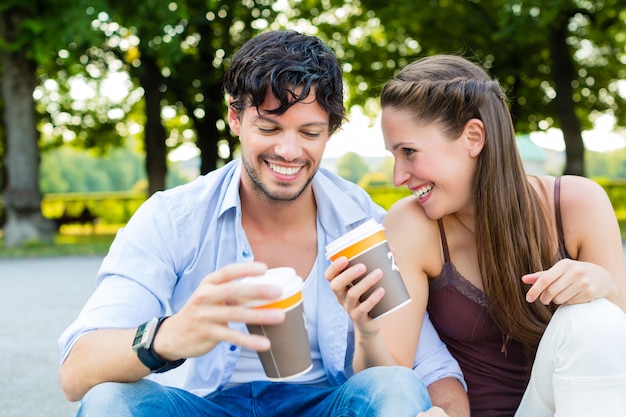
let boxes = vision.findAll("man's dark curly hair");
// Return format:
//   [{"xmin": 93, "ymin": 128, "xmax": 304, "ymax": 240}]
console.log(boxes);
[{"xmin": 223, "ymin": 30, "xmax": 345, "ymax": 134}]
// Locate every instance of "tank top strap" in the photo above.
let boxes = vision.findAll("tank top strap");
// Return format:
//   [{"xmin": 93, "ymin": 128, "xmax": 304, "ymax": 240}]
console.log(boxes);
[
  {"xmin": 554, "ymin": 177, "xmax": 570, "ymax": 259},
  {"xmin": 437, "ymin": 219, "xmax": 451, "ymax": 263},
  {"xmin": 555, "ymin": 177, "xmax": 564, "ymax": 244}
]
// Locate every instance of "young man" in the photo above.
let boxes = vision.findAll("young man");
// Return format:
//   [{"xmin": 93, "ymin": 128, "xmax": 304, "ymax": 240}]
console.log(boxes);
[{"xmin": 59, "ymin": 30, "xmax": 469, "ymax": 417}]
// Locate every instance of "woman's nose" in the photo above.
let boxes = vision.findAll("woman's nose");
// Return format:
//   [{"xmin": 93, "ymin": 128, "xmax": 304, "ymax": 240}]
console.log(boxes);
[{"xmin": 393, "ymin": 163, "xmax": 411, "ymax": 187}]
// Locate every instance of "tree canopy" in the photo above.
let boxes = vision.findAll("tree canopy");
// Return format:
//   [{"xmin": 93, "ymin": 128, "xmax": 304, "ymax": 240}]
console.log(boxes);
[
  {"xmin": 298, "ymin": 0, "xmax": 626, "ymax": 175},
  {"xmin": 2, "ymin": 0, "xmax": 626, "ymax": 247},
  {"xmin": 337, "ymin": 151, "xmax": 370, "ymax": 184}
]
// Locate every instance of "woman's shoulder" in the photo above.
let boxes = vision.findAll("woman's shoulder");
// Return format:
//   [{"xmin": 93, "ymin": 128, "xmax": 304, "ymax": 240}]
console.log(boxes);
[
  {"xmin": 531, "ymin": 174, "xmax": 610, "ymax": 208},
  {"xmin": 530, "ymin": 174, "xmax": 604, "ymax": 193},
  {"xmin": 386, "ymin": 194, "xmax": 435, "ymax": 228},
  {"xmin": 559, "ymin": 174, "xmax": 607, "ymax": 196},
  {"xmin": 557, "ymin": 175, "xmax": 614, "ymax": 219},
  {"xmin": 384, "ymin": 195, "xmax": 443, "ymax": 275}
]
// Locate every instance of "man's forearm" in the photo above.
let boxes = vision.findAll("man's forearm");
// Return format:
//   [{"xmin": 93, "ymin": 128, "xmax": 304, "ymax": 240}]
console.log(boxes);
[
  {"xmin": 428, "ymin": 377, "xmax": 470, "ymax": 417},
  {"xmin": 60, "ymin": 328, "xmax": 148, "ymax": 401}
]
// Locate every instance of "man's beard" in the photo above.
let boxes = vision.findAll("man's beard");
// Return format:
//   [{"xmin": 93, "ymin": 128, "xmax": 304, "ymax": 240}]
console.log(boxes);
[{"xmin": 242, "ymin": 156, "xmax": 316, "ymax": 203}]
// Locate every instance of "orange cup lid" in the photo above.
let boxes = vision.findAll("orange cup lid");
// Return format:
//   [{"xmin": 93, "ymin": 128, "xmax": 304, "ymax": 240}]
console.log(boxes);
[
  {"xmin": 240, "ymin": 267, "xmax": 303, "ymax": 309},
  {"xmin": 325, "ymin": 219, "xmax": 386, "ymax": 260}
]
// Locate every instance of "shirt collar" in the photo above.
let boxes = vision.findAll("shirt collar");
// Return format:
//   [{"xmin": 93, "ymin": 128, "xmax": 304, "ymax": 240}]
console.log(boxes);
[
  {"xmin": 217, "ymin": 159, "xmax": 370, "ymax": 241},
  {"xmin": 218, "ymin": 160, "xmax": 243, "ymax": 218}
]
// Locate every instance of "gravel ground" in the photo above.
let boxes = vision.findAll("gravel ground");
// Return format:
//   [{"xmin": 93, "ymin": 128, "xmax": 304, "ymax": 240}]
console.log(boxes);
[{"xmin": 0, "ymin": 256, "xmax": 103, "ymax": 417}]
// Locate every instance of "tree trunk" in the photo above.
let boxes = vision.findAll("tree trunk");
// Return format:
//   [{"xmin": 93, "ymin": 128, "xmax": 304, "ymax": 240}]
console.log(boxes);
[
  {"xmin": 549, "ymin": 20, "xmax": 585, "ymax": 176},
  {"xmin": 0, "ymin": 11, "xmax": 54, "ymax": 247},
  {"xmin": 195, "ymin": 117, "xmax": 219, "ymax": 175},
  {"xmin": 139, "ymin": 54, "xmax": 167, "ymax": 195},
  {"xmin": 196, "ymin": 87, "xmax": 223, "ymax": 175}
]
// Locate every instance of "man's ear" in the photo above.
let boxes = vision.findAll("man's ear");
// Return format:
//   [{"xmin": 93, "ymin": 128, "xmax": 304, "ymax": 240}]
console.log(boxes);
[
  {"xmin": 227, "ymin": 98, "xmax": 241, "ymax": 136},
  {"xmin": 464, "ymin": 118, "xmax": 485, "ymax": 158}
]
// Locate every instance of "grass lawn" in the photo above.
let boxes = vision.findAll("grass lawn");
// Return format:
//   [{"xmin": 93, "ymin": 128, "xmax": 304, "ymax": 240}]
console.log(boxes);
[
  {"xmin": 0, "ymin": 224, "xmax": 119, "ymax": 258},
  {"xmin": 1, "ymin": 222, "xmax": 625, "ymax": 259}
]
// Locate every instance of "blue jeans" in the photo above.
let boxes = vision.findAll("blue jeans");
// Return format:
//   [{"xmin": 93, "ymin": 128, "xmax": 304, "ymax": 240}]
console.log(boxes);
[{"xmin": 78, "ymin": 366, "xmax": 431, "ymax": 417}]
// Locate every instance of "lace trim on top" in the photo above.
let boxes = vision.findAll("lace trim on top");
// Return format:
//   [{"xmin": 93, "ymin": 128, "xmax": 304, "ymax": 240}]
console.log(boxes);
[
  {"xmin": 430, "ymin": 261, "xmax": 486, "ymax": 307},
  {"xmin": 432, "ymin": 176, "xmax": 570, "ymax": 301},
  {"xmin": 433, "ymin": 219, "xmax": 487, "ymax": 306}
]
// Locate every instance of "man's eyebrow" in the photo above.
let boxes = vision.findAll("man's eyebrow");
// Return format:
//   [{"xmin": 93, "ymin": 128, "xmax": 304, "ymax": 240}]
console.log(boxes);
[
  {"xmin": 301, "ymin": 121, "xmax": 329, "ymax": 128},
  {"xmin": 254, "ymin": 114, "xmax": 328, "ymax": 128}
]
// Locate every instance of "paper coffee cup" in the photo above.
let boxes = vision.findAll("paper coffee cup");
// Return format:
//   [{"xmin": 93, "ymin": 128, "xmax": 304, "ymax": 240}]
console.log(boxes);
[
  {"xmin": 325, "ymin": 219, "xmax": 411, "ymax": 319},
  {"xmin": 242, "ymin": 267, "xmax": 313, "ymax": 381}
]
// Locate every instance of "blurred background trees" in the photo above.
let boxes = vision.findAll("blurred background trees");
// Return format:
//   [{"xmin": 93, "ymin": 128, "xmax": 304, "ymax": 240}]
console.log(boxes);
[
  {"xmin": 1, "ymin": 0, "xmax": 108, "ymax": 246},
  {"xmin": 336, "ymin": 152, "xmax": 370, "ymax": 184},
  {"xmin": 2, "ymin": 0, "xmax": 626, "ymax": 247}
]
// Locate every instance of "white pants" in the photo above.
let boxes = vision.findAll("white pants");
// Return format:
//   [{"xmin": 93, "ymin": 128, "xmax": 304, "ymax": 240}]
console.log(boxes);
[{"xmin": 516, "ymin": 298, "xmax": 626, "ymax": 417}]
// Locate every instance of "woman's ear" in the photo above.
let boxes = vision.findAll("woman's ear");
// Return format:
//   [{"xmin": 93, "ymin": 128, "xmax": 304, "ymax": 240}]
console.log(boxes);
[
  {"xmin": 464, "ymin": 118, "xmax": 485, "ymax": 158},
  {"xmin": 227, "ymin": 98, "xmax": 241, "ymax": 136}
]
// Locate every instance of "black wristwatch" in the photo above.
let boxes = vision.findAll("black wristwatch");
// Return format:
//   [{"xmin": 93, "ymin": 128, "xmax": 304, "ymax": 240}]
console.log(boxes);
[{"xmin": 132, "ymin": 317, "xmax": 185, "ymax": 373}]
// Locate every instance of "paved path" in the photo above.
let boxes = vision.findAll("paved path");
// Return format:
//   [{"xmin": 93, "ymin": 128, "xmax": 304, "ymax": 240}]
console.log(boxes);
[
  {"xmin": 1, "ymin": 244, "xmax": 625, "ymax": 416},
  {"xmin": 0, "ymin": 256, "xmax": 103, "ymax": 417}
]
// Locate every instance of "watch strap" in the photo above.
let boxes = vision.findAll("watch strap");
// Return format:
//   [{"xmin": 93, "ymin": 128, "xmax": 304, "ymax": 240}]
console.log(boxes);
[{"xmin": 135, "ymin": 317, "xmax": 186, "ymax": 373}]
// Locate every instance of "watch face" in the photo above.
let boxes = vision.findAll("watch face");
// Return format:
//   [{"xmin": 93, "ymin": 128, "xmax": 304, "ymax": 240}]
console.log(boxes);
[{"xmin": 132, "ymin": 318, "xmax": 158, "ymax": 351}]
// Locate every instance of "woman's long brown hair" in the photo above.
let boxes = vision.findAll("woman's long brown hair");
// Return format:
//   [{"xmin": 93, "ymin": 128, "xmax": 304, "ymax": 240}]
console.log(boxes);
[{"xmin": 381, "ymin": 55, "xmax": 558, "ymax": 359}]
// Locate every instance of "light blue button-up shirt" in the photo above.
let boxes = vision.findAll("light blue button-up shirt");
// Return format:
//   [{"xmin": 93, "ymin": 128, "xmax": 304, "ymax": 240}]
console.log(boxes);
[{"xmin": 59, "ymin": 159, "xmax": 464, "ymax": 397}]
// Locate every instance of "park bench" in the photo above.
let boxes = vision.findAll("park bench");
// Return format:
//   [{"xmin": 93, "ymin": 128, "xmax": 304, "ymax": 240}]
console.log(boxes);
[{"xmin": 53, "ymin": 207, "xmax": 99, "ymax": 230}]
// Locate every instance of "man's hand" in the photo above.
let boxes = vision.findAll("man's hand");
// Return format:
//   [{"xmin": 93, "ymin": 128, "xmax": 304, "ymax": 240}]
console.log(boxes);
[{"xmin": 153, "ymin": 262, "xmax": 286, "ymax": 361}]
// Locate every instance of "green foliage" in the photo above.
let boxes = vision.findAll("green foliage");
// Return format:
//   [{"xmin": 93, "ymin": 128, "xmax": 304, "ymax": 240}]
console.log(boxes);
[
  {"xmin": 2, "ymin": 179, "xmax": 624, "ymax": 257},
  {"xmin": 336, "ymin": 152, "xmax": 370, "ymax": 183},
  {"xmin": 39, "ymin": 144, "xmax": 197, "ymax": 194},
  {"xmin": 0, "ymin": 1, "xmax": 108, "ymax": 65},
  {"xmin": 363, "ymin": 179, "xmax": 626, "ymax": 223},
  {"xmin": 345, "ymin": 0, "xmax": 626, "ymax": 132},
  {"xmin": 0, "ymin": 114, "xmax": 4, "ymax": 189},
  {"xmin": 3, "ymin": 0, "xmax": 626, "ymax": 206},
  {"xmin": 376, "ymin": 157, "xmax": 394, "ymax": 178},
  {"xmin": 593, "ymin": 178, "xmax": 626, "ymax": 221},
  {"xmin": 364, "ymin": 186, "xmax": 411, "ymax": 211},
  {"xmin": 291, "ymin": 0, "xmax": 625, "ymax": 176},
  {"xmin": 40, "ymin": 146, "xmax": 146, "ymax": 193},
  {"xmin": 358, "ymin": 172, "xmax": 390, "ymax": 188},
  {"xmin": 586, "ymin": 148, "xmax": 626, "ymax": 178},
  {"xmin": 96, "ymin": 0, "xmax": 284, "ymax": 173},
  {"xmin": 41, "ymin": 191, "xmax": 147, "ymax": 225},
  {"xmin": 0, "ymin": 231, "xmax": 116, "ymax": 258}
]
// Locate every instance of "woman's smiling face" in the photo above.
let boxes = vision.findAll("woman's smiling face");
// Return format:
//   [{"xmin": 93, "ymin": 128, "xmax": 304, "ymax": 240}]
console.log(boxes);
[{"xmin": 382, "ymin": 106, "xmax": 481, "ymax": 219}]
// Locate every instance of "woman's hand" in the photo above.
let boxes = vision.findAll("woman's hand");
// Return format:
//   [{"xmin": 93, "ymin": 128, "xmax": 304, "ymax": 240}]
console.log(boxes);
[
  {"xmin": 324, "ymin": 256, "xmax": 385, "ymax": 337},
  {"xmin": 523, "ymin": 258, "xmax": 617, "ymax": 305}
]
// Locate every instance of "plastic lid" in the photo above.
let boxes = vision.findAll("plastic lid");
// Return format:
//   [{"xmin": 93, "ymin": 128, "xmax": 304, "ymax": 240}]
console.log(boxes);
[
  {"xmin": 240, "ymin": 267, "xmax": 303, "ymax": 307},
  {"xmin": 325, "ymin": 219, "xmax": 384, "ymax": 258}
]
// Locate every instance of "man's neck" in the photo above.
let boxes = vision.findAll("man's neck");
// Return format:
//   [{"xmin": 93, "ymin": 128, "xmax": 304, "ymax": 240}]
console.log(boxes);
[
  {"xmin": 240, "ymin": 184, "xmax": 318, "ymax": 278},
  {"xmin": 240, "ymin": 185, "xmax": 317, "ymax": 232}
]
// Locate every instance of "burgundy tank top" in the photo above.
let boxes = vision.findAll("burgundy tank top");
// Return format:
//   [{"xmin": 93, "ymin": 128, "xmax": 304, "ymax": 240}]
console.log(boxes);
[{"xmin": 428, "ymin": 178, "xmax": 569, "ymax": 417}]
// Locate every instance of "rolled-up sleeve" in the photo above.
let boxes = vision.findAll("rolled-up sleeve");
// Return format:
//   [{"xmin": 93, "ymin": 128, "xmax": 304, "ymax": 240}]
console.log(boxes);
[
  {"xmin": 57, "ymin": 274, "xmax": 165, "ymax": 365},
  {"xmin": 413, "ymin": 311, "xmax": 467, "ymax": 390},
  {"xmin": 58, "ymin": 195, "xmax": 179, "ymax": 366}
]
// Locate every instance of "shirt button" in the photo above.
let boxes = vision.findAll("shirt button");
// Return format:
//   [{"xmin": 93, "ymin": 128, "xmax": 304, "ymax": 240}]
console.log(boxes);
[
  {"xmin": 242, "ymin": 250, "xmax": 250, "ymax": 258},
  {"xmin": 230, "ymin": 345, "xmax": 237, "ymax": 351}
]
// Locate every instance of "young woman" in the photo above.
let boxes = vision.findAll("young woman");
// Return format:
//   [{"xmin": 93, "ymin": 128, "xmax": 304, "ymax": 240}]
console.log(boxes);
[{"xmin": 380, "ymin": 54, "xmax": 626, "ymax": 417}]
